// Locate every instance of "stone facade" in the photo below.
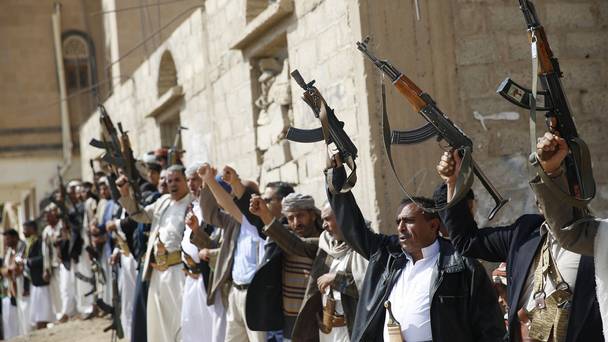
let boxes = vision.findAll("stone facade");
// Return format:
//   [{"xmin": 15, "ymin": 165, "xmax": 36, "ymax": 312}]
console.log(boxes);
[
  {"xmin": 0, "ymin": 0, "xmax": 199, "ymax": 228},
  {"xmin": 78, "ymin": 0, "xmax": 607, "ymax": 233}
]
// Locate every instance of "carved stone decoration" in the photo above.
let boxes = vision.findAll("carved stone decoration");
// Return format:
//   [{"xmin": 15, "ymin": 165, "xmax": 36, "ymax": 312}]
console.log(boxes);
[{"xmin": 255, "ymin": 56, "xmax": 296, "ymax": 184}]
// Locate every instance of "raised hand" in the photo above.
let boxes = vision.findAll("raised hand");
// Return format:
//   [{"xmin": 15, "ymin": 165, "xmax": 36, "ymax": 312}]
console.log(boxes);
[
  {"xmin": 185, "ymin": 209, "xmax": 200, "ymax": 233},
  {"xmin": 197, "ymin": 163, "xmax": 217, "ymax": 184},
  {"xmin": 436, "ymin": 150, "xmax": 461, "ymax": 185},
  {"xmin": 221, "ymin": 165, "xmax": 240, "ymax": 186},
  {"xmin": 249, "ymin": 195, "xmax": 273, "ymax": 225},
  {"xmin": 536, "ymin": 132, "xmax": 568, "ymax": 175}
]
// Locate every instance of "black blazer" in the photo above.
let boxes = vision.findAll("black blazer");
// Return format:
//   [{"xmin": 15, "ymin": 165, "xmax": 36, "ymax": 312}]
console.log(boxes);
[
  {"xmin": 245, "ymin": 241, "xmax": 284, "ymax": 331},
  {"xmin": 27, "ymin": 238, "xmax": 49, "ymax": 287},
  {"xmin": 440, "ymin": 198, "xmax": 603, "ymax": 342}
]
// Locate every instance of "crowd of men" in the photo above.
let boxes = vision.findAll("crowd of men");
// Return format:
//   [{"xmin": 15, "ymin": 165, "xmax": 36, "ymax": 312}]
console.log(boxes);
[{"xmin": 0, "ymin": 130, "xmax": 606, "ymax": 342}]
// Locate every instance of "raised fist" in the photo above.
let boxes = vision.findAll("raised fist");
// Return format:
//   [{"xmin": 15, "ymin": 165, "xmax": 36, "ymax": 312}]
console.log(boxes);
[{"xmin": 536, "ymin": 132, "xmax": 568, "ymax": 175}]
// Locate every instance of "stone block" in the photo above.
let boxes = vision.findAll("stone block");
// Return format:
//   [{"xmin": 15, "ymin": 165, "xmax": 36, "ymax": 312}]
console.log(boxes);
[
  {"xmin": 487, "ymin": 4, "xmax": 524, "ymax": 32},
  {"xmin": 545, "ymin": 2, "xmax": 596, "ymax": 30},
  {"xmin": 564, "ymin": 31, "xmax": 608, "ymax": 59},
  {"xmin": 456, "ymin": 36, "xmax": 498, "ymax": 66},
  {"xmin": 561, "ymin": 60, "xmax": 604, "ymax": 89},
  {"xmin": 581, "ymin": 91, "xmax": 608, "ymax": 117},
  {"xmin": 256, "ymin": 103, "xmax": 290, "ymax": 151},
  {"xmin": 457, "ymin": 65, "xmax": 494, "ymax": 99},
  {"xmin": 279, "ymin": 160, "xmax": 299, "ymax": 184},
  {"xmin": 455, "ymin": 4, "xmax": 486, "ymax": 37},
  {"xmin": 262, "ymin": 139, "xmax": 292, "ymax": 171},
  {"xmin": 260, "ymin": 167, "xmax": 281, "ymax": 188}
]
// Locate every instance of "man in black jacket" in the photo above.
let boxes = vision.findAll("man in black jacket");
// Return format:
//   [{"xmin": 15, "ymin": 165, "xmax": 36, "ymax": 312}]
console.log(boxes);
[
  {"xmin": 327, "ymin": 162, "xmax": 505, "ymax": 342},
  {"xmin": 437, "ymin": 151, "xmax": 603, "ymax": 342},
  {"xmin": 23, "ymin": 220, "xmax": 54, "ymax": 329}
]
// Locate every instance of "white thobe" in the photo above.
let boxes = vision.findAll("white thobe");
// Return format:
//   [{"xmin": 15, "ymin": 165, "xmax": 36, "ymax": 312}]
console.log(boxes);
[
  {"xmin": 384, "ymin": 240, "xmax": 440, "ymax": 342},
  {"xmin": 142, "ymin": 193, "xmax": 191, "ymax": 342},
  {"xmin": 75, "ymin": 197, "xmax": 97, "ymax": 315},
  {"xmin": 3, "ymin": 245, "xmax": 31, "ymax": 338},
  {"xmin": 119, "ymin": 253, "xmax": 137, "ymax": 341},
  {"xmin": 181, "ymin": 200, "xmax": 226, "ymax": 342},
  {"xmin": 42, "ymin": 223, "xmax": 62, "ymax": 317},
  {"xmin": 319, "ymin": 255, "xmax": 350, "ymax": 342},
  {"xmin": 59, "ymin": 263, "xmax": 77, "ymax": 317}
]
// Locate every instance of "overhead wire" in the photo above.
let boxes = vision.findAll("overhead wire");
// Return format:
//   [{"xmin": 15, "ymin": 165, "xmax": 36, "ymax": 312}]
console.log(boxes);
[{"xmin": 89, "ymin": 0, "xmax": 191, "ymax": 16}]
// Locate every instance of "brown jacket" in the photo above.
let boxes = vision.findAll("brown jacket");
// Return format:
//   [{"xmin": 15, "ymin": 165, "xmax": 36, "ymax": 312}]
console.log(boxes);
[
  {"xmin": 531, "ymin": 170, "xmax": 597, "ymax": 256},
  {"xmin": 263, "ymin": 219, "xmax": 362, "ymax": 341},
  {"xmin": 194, "ymin": 186, "xmax": 240, "ymax": 305}
]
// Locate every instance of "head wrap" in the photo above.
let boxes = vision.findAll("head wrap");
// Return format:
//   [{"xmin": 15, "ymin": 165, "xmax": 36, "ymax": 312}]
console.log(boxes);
[
  {"xmin": 281, "ymin": 193, "xmax": 320, "ymax": 215},
  {"xmin": 98, "ymin": 176, "xmax": 109, "ymax": 187},
  {"xmin": 186, "ymin": 162, "xmax": 206, "ymax": 178},
  {"xmin": 67, "ymin": 180, "xmax": 82, "ymax": 189}
]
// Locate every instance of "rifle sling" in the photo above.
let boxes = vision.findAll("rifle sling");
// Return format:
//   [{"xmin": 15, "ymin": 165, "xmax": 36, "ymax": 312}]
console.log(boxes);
[{"xmin": 380, "ymin": 84, "xmax": 474, "ymax": 213}]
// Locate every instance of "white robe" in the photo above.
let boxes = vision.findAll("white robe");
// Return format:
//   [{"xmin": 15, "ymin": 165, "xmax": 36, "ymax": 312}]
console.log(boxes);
[
  {"xmin": 3, "ymin": 246, "xmax": 31, "ymax": 337},
  {"xmin": 181, "ymin": 200, "xmax": 226, "ymax": 341},
  {"xmin": 595, "ymin": 225, "xmax": 608, "ymax": 337},
  {"xmin": 120, "ymin": 193, "xmax": 192, "ymax": 342},
  {"xmin": 59, "ymin": 263, "xmax": 77, "ymax": 317},
  {"xmin": 75, "ymin": 197, "xmax": 97, "ymax": 315},
  {"xmin": 42, "ymin": 222, "xmax": 62, "ymax": 317},
  {"xmin": 119, "ymin": 253, "xmax": 137, "ymax": 341},
  {"xmin": 30, "ymin": 284, "xmax": 54, "ymax": 324}
]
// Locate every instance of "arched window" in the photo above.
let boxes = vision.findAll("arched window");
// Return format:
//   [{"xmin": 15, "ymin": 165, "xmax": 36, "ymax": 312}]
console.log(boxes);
[
  {"xmin": 158, "ymin": 51, "xmax": 178, "ymax": 96},
  {"xmin": 63, "ymin": 34, "xmax": 91, "ymax": 92}
]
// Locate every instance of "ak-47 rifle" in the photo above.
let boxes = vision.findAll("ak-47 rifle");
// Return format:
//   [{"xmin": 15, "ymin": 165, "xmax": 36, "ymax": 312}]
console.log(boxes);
[
  {"xmin": 496, "ymin": 0, "xmax": 595, "ymax": 208},
  {"xmin": 357, "ymin": 37, "xmax": 508, "ymax": 220},
  {"xmin": 285, "ymin": 69, "xmax": 358, "ymax": 194},
  {"xmin": 97, "ymin": 263, "xmax": 124, "ymax": 340},
  {"xmin": 167, "ymin": 126, "xmax": 187, "ymax": 166},
  {"xmin": 54, "ymin": 166, "xmax": 72, "ymax": 258},
  {"xmin": 89, "ymin": 105, "xmax": 143, "ymax": 207}
]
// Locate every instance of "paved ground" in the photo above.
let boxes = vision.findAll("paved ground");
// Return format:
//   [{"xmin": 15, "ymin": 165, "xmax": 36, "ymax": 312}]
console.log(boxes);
[{"xmin": 10, "ymin": 317, "xmax": 126, "ymax": 342}]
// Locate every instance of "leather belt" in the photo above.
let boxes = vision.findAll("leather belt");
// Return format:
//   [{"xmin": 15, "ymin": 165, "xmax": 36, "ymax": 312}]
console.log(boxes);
[
  {"xmin": 233, "ymin": 283, "xmax": 249, "ymax": 291},
  {"xmin": 151, "ymin": 250, "xmax": 182, "ymax": 272},
  {"xmin": 182, "ymin": 268, "xmax": 201, "ymax": 279}
]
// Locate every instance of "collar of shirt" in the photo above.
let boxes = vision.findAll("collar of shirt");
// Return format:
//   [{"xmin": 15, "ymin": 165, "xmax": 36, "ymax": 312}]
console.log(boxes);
[{"xmin": 403, "ymin": 238, "xmax": 440, "ymax": 264}]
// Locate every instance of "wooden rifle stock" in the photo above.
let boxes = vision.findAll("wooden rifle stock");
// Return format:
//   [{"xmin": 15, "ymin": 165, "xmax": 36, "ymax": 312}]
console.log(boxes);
[{"xmin": 393, "ymin": 75, "xmax": 426, "ymax": 112}]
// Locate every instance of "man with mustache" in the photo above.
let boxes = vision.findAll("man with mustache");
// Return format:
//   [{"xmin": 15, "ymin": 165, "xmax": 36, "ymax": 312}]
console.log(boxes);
[
  {"xmin": 325, "ymin": 157, "xmax": 505, "ymax": 342},
  {"xmin": 249, "ymin": 199, "xmax": 367, "ymax": 342},
  {"xmin": 182, "ymin": 162, "xmax": 226, "ymax": 342},
  {"xmin": 116, "ymin": 165, "xmax": 192, "ymax": 342},
  {"xmin": 247, "ymin": 192, "xmax": 323, "ymax": 341}
]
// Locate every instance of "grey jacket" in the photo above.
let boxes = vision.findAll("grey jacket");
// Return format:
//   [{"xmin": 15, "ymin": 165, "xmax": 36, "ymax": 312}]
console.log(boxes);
[{"xmin": 531, "ymin": 170, "xmax": 598, "ymax": 256}]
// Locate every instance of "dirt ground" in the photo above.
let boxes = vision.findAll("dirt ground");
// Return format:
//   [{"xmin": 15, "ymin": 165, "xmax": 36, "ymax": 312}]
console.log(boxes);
[{"xmin": 9, "ymin": 317, "xmax": 127, "ymax": 342}]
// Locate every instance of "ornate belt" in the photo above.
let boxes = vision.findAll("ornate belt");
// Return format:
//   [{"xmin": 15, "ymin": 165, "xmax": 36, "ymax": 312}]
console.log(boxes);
[{"xmin": 151, "ymin": 250, "xmax": 182, "ymax": 272}]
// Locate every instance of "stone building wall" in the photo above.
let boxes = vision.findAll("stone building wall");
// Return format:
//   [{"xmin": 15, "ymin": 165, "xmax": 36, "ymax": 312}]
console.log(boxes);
[{"xmin": 80, "ymin": 0, "xmax": 608, "ymax": 233}]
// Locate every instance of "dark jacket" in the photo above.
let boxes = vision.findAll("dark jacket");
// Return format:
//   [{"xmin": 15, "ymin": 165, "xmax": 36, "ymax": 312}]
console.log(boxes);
[
  {"xmin": 329, "ymin": 189, "xmax": 505, "ymax": 342},
  {"xmin": 26, "ymin": 237, "xmax": 48, "ymax": 287},
  {"xmin": 440, "ymin": 197, "xmax": 604, "ymax": 342},
  {"xmin": 246, "ymin": 240, "xmax": 284, "ymax": 331}
]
